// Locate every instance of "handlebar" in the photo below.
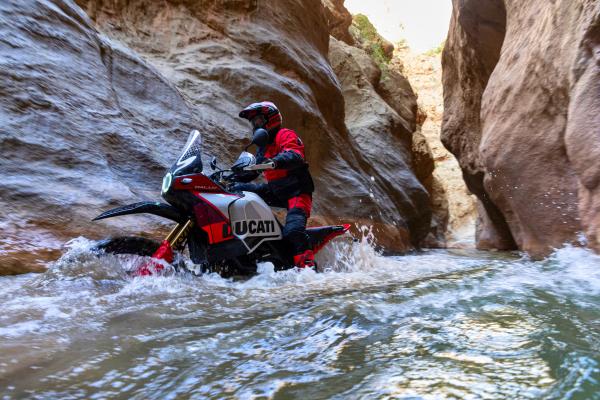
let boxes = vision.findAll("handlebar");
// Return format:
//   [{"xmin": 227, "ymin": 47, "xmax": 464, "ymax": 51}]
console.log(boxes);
[{"xmin": 243, "ymin": 162, "xmax": 276, "ymax": 171}]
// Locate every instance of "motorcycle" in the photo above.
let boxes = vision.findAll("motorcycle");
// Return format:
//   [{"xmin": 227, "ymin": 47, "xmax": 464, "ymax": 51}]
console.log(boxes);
[{"xmin": 92, "ymin": 129, "xmax": 350, "ymax": 277}]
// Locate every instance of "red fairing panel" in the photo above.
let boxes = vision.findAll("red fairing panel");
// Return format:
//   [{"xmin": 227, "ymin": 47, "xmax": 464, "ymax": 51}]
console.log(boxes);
[
  {"xmin": 193, "ymin": 193, "xmax": 234, "ymax": 244},
  {"xmin": 173, "ymin": 174, "xmax": 225, "ymax": 193}
]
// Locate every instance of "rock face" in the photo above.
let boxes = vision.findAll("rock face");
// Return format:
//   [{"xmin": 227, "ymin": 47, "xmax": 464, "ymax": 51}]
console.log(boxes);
[
  {"xmin": 1, "ymin": 0, "xmax": 430, "ymax": 273},
  {"xmin": 77, "ymin": 0, "xmax": 430, "ymax": 248},
  {"xmin": 0, "ymin": 0, "xmax": 197, "ymax": 273},
  {"xmin": 442, "ymin": 0, "xmax": 600, "ymax": 255},
  {"xmin": 322, "ymin": 0, "xmax": 354, "ymax": 45},
  {"xmin": 401, "ymin": 49, "xmax": 477, "ymax": 248},
  {"xmin": 328, "ymin": 37, "xmax": 431, "ymax": 249}
]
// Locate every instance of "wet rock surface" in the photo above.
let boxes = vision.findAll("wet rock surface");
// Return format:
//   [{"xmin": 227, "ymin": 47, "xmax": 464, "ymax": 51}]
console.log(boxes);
[
  {"xmin": 1, "ymin": 0, "xmax": 430, "ymax": 273},
  {"xmin": 0, "ymin": 0, "xmax": 192, "ymax": 273},
  {"xmin": 442, "ymin": 0, "xmax": 600, "ymax": 256}
]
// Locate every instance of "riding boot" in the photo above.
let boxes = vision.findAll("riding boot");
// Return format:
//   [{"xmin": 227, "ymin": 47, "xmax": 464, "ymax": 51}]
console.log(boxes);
[{"xmin": 293, "ymin": 249, "xmax": 316, "ymax": 269}]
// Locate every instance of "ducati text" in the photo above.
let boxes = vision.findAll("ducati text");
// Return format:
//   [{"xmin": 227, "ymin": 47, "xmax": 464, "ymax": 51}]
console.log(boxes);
[{"xmin": 235, "ymin": 220, "xmax": 276, "ymax": 236}]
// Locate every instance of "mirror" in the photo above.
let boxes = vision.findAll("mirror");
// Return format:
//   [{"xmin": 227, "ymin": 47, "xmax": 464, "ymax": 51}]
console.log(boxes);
[
  {"xmin": 210, "ymin": 156, "xmax": 217, "ymax": 171},
  {"xmin": 251, "ymin": 128, "xmax": 269, "ymax": 148},
  {"xmin": 231, "ymin": 151, "xmax": 257, "ymax": 172}
]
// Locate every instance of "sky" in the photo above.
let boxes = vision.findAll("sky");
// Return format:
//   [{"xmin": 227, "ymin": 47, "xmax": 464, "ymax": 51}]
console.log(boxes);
[{"xmin": 344, "ymin": 0, "xmax": 452, "ymax": 53}]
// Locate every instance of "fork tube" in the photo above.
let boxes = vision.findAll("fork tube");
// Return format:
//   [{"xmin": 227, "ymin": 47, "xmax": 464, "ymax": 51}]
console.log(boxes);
[{"xmin": 165, "ymin": 219, "xmax": 194, "ymax": 250}]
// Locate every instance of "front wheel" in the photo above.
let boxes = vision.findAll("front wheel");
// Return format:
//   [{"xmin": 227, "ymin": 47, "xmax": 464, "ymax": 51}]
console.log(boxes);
[{"xmin": 93, "ymin": 236, "xmax": 161, "ymax": 257}]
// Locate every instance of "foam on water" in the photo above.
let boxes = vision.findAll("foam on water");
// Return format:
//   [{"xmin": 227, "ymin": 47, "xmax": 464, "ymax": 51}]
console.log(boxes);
[{"xmin": 1, "ymin": 230, "xmax": 599, "ymax": 399}]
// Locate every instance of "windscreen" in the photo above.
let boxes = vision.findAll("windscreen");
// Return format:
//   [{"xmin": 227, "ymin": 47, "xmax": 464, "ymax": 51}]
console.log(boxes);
[{"xmin": 170, "ymin": 130, "xmax": 203, "ymax": 176}]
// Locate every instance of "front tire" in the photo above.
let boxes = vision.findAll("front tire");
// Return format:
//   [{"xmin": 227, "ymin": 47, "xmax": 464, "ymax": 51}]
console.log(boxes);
[{"xmin": 93, "ymin": 236, "xmax": 161, "ymax": 257}]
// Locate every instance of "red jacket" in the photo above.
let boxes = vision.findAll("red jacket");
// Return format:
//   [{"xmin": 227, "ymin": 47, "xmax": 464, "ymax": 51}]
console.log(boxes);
[
  {"xmin": 259, "ymin": 128, "xmax": 314, "ymax": 199},
  {"xmin": 263, "ymin": 128, "xmax": 305, "ymax": 181}
]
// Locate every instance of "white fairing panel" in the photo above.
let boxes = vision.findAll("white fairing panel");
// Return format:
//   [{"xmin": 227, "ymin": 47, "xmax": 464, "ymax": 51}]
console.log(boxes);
[{"xmin": 229, "ymin": 191, "xmax": 282, "ymax": 252}]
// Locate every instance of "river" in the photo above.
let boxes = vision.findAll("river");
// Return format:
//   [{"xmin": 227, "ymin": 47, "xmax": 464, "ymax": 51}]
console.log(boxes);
[{"xmin": 0, "ymin": 234, "xmax": 599, "ymax": 399}]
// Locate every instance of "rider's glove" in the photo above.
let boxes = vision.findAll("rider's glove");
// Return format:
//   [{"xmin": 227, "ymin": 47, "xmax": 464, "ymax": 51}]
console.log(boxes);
[{"xmin": 229, "ymin": 183, "xmax": 245, "ymax": 192}]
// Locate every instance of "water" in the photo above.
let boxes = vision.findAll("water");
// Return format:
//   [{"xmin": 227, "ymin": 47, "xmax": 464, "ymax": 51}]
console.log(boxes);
[{"xmin": 0, "ymin": 234, "xmax": 599, "ymax": 399}]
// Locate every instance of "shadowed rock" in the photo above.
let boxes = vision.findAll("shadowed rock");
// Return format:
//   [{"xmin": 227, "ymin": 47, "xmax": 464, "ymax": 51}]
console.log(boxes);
[
  {"xmin": 328, "ymin": 37, "xmax": 430, "ymax": 249},
  {"xmin": 442, "ymin": 0, "xmax": 599, "ymax": 256},
  {"xmin": 1, "ymin": 0, "xmax": 431, "ymax": 273},
  {"xmin": 0, "ymin": 0, "xmax": 195, "ymax": 273}
]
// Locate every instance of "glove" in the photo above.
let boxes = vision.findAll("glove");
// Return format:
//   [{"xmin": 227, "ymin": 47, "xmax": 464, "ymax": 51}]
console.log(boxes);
[
  {"xmin": 230, "ymin": 182, "xmax": 261, "ymax": 192},
  {"xmin": 229, "ymin": 183, "xmax": 247, "ymax": 193}
]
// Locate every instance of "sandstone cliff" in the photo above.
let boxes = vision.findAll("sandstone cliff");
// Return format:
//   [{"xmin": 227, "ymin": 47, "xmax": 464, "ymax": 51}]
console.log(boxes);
[
  {"xmin": 400, "ymin": 49, "xmax": 476, "ymax": 248},
  {"xmin": 1, "ymin": 0, "xmax": 430, "ymax": 273},
  {"xmin": 328, "ymin": 37, "xmax": 430, "ymax": 249},
  {"xmin": 1, "ymin": 0, "xmax": 197, "ymax": 273},
  {"xmin": 442, "ymin": 0, "xmax": 599, "ymax": 255}
]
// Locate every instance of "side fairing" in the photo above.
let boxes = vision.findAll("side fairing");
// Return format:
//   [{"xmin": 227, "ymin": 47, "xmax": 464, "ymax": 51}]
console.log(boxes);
[
  {"xmin": 200, "ymin": 193, "xmax": 237, "ymax": 216},
  {"xmin": 194, "ymin": 193, "xmax": 238, "ymax": 244},
  {"xmin": 229, "ymin": 192, "xmax": 282, "ymax": 252}
]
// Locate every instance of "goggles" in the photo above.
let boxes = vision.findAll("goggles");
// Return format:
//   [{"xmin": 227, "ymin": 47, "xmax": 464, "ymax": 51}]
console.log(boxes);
[{"xmin": 251, "ymin": 114, "xmax": 267, "ymax": 130}]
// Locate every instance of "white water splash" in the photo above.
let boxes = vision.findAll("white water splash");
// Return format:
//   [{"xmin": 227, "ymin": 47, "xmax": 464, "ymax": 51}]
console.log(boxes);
[{"xmin": 1, "ymin": 231, "xmax": 599, "ymax": 399}]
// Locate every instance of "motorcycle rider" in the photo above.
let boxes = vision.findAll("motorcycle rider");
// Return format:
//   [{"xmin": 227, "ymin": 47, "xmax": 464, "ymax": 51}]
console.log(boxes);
[{"xmin": 235, "ymin": 101, "xmax": 316, "ymax": 269}]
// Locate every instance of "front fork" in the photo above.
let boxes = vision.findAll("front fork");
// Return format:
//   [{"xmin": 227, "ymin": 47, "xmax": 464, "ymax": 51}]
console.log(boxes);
[{"xmin": 135, "ymin": 219, "xmax": 194, "ymax": 276}]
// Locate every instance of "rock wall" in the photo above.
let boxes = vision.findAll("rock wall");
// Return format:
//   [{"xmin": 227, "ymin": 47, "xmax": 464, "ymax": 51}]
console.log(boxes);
[
  {"xmin": 0, "ymin": 0, "xmax": 197, "ymax": 273},
  {"xmin": 76, "ymin": 0, "xmax": 430, "ymax": 249},
  {"xmin": 322, "ymin": 0, "xmax": 354, "ymax": 45},
  {"xmin": 1, "ymin": 0, "xmax": 431, "ymax": 273},
  {"xmin": 442, "ymin": 0, "xmax": 600, "ymax": 256},
  {"xmin": 400, "ymin": 49, "xmax": 477, "ymax": 248},
  {"xmin": 328, "ymin": 37, "xmax": 431, "ymax": 249}
]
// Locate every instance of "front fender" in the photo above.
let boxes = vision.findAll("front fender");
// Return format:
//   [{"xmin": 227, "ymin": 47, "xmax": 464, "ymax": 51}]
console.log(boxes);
[{"xmin": 93, "ymin": 201, "xmax": 186, "ymax": 223}]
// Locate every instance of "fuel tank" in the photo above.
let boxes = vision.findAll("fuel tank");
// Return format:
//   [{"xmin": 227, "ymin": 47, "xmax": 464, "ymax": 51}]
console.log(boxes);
[{"xmin": 229, "ymin": 192, "xmax": 282, "ymax": 250}]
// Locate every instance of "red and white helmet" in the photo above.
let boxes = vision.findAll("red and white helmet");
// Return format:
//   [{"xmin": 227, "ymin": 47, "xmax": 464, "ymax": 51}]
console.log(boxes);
[{"xmin": 239, "ymin": 101, "xmax": 283, "ymax": 132}]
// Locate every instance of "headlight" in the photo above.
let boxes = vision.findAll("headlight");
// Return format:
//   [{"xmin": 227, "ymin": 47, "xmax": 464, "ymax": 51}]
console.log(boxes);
[{"xmin": 161, "ymin": 172, "xmax": 172, "ymax": 194}]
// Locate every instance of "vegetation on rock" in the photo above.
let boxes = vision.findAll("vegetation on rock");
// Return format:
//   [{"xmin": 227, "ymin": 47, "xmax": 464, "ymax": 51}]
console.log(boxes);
[
  {"xmin": 424, "ymin": 40, "xmax": 445, "ymax": 56},
  {"xmin": 349, "ymin": 14, "xmax": 393, "ymax": 71}
]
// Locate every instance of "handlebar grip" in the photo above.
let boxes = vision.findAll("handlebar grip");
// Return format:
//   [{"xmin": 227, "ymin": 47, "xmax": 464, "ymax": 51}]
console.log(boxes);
[{"xmin": 244, "ymin": 162, "xmax": 275, "ymax": 171}]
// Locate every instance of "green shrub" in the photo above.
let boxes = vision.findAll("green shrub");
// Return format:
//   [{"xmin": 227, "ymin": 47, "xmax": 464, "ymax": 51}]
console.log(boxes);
[
  {"xmin": 353, "ymin": 14, "xmax": 379, "ymax": 42},
  {"xmin": 424, "ymin": 40, "xmax": 446, "ymax": 56},
  {"xmin": 351, "ymin": 14, "xmax": 393, "ymax": 71}
]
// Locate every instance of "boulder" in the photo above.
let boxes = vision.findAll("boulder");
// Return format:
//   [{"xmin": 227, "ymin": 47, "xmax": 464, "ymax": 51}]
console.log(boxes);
[{"xmin": 442, "ymin": 0, "xmax": 600, "ymax": 255}]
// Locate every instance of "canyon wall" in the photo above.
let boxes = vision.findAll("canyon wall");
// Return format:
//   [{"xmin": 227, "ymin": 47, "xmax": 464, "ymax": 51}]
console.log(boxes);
[
  {"xmin": 442, "ymin": 0, "xmax": 600, "ymax": 256},
  {"xmin": 400, "ymin": 49, "xmax": 477, "ymax": 248},
  {"xmin": 0, "ymin": 0, "xmax": 430, "ymax": 273}
]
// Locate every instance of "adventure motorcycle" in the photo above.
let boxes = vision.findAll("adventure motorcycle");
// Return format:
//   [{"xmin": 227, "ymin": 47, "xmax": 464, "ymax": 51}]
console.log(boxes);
[{"xmin": 93, "ymin": 129, "xmax": 350, "ymax": 277}]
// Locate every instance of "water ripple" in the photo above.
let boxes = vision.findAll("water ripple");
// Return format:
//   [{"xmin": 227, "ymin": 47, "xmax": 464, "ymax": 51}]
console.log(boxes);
[{"xmin": 0, "ymin": 239, "xmax": 599, "ymax": 399}]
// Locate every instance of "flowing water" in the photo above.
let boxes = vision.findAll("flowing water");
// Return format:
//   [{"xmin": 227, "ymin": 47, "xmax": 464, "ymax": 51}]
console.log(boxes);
[{"xmin": 1, "ymin": 234, "xmax": 599, "ymax": 400}]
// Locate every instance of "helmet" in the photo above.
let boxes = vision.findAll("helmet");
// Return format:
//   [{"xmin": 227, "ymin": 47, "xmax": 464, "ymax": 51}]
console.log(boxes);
[{"xmin": 239, "ymin": 101, "xmax": 282, "ymax": 133}]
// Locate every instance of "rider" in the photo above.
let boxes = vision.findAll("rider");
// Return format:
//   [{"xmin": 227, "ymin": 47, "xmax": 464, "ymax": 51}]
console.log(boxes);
[{"xmin": 236, "ymin": 101, "xmax": 316, "ymax": 268}]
